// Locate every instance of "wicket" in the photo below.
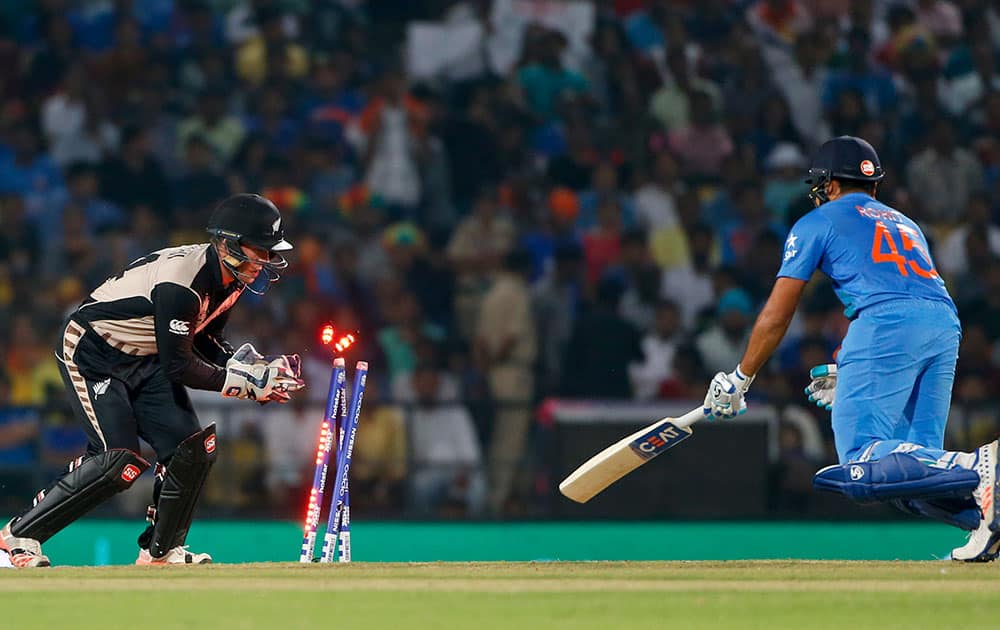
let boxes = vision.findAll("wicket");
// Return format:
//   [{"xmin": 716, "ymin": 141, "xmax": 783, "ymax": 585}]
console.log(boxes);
[{"xmin": 299, "ymin": 358, "xmax": 367, "ymax": 563}]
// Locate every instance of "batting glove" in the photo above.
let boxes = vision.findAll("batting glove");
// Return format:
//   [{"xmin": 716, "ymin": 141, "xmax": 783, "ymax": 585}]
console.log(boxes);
[
  {"xmin": 804, "ymin": 363, "xmax": 836, "ymax": 411},
  {"xmin": 703, "ymin": 366, "xmax": 754, "ymax": 420}
]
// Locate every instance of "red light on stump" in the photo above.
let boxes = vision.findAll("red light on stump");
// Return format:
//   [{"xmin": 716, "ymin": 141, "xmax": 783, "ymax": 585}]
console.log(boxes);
[
  {"xmin": 334, "ymin": 334, "xmax": 355, "ymax": 352},
  {"xmin": 320, "ymin": 324, "xmax": 356, "ymax": 353},
  {"xmin": 320, "ymin": 324, "xmax": 335, "ymax": 346}
]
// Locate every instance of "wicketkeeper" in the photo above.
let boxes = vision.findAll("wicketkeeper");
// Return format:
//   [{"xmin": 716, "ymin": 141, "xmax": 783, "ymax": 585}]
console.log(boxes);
[
  {"xmin": 702, "ymin": 136, "xmax": 1000, "ymax": 561},
  {"xmin": 0, "ymin": 194, "xmax": 306, "ymax": 567}
]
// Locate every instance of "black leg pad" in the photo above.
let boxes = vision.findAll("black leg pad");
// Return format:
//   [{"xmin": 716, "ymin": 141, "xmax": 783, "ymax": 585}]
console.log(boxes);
[
  {"xmin": 148, "ymin": 423, "xmax": 217, "ymax": 558},
  {"xmin": 10, "ymin": 449, "xmax": 149, "ymax": 543}
]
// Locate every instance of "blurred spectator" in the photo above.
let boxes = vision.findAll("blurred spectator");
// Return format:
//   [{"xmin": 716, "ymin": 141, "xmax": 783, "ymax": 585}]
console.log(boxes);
[
  {"xmin": 177, "ymin": 88, "xmax": 246, "ymax": 166},
  {"xmin": 175, "ymin": 135, "xmax": 229, "ymax": 219},
  {"xmin": 41, "ymin": 66, "xmax": 119, "ymax": 167},
  {"xmin": 666, "ymin": 90, "xmax": 734, "ymax": 181},
  {"xmin": 629, "ymin": 300, "xmax": 683, "ymax": 400},
  {"xmin": 562, "ymin": 277, "xmax": 643, "ymax": 398},
  {"xmin": 378, "ymin": 291, "xmax": 446, "ymax": 384},
  {"xmin": 533, "ymin": 242, "xmax": 585, "ymax": 393},
  {"xmin": 937, "ymin": 193, "xmax": 1000, "ymax": 278},
  {"xmin": 823, "ymin": 27, "xmax": 898, "ymax": 118},
  {"xmin": 261, "ymin": 396, "xmax": 320, "ymax": 514},
  {"xmin": 763, "ymin": 142, "xmax": 810, "ymax": 224},
  {"xmin": 60, "ymin": 161, "xmax": 125, "ymax": 235},
  {"xmin": 0, "ymin": 122, "xmax": 63, "ymax": 219},
  {"xmin": 351, "ymin": 378, "xmax": 407, "ymax": 514},
  {"xmin": 99, "ymin": 124, "xmax": 171, "ymax": 216},
  {"xmin": 905, "ymin": 118, "xmax": 984, "ymax": 226},
  {"xmin": 355, "ymin": 69, "xmax": 430, "ymax": 214},
  {"xmin": 516, "ymin": 30, "xmax": 589, "ymax": 121},
  {"xmin": 408, "ymin": 361, "xmax": 487, "ymax": 517},
  {"xmin": 648, "ymin": 47, "xmax": 721, "ymax": 131},
  {"xmin": 475, "ymin": 249, "xmax": 537, "ymax": 515},
  {"xmin": 658, "ymin": 343, "xmax": 710, "ymax": 399},
  {"xmin": 0, "ymin": 368, "xmax": 39, "ymax": 510},
  {"xmin": 720, "ymin": 182, "xmax": 787, "ymax": 265},
  {"xmin": 662, "ymin": 223, "xmax": 718, "ymax": 330},
  {"xmin": 746, "ymin": 0, "xmax": 814, "ymax": 44},
  {"xmin": 582, "ymin": 198, "xmax": 624, "ymax": 285},
  {"xmin": 447, "ymin": 186, "xmax": 516, "ymax": 338},
  {"xmin": 234, "ymin": 5, "xmax": 308, "ymax": 87},
  {"xmin": 696, "ymin": 288, "xmax": 755, "ymax": 374}
]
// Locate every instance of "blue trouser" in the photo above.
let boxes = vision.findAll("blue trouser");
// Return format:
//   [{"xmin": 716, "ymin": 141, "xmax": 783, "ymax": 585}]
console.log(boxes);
[{"xmin": 833, "ymin": 300, "xmax": 961, "ymax": 465}]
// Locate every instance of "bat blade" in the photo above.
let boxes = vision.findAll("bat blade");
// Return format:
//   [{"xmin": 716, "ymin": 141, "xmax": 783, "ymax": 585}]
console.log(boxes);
[{"xmin": 558, "ymin": 407, "xmax": 703, "ymax": 504}]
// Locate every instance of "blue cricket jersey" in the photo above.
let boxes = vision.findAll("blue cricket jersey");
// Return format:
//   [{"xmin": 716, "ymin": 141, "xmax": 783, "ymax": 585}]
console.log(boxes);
[{"xmin": 777, "ymin": 192, "xmax": 955, "ymax": 318}]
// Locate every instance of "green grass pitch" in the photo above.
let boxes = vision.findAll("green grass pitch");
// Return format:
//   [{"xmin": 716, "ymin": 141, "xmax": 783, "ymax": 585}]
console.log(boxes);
[{"xmin": 3, "ymin": 561, "xmax": 999, "ymax": 629}]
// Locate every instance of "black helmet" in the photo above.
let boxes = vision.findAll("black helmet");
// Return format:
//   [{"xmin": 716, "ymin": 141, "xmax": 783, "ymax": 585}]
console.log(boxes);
[
  {"xmin": 805, "ymin": 136, "xmax": 885, "ymax": 205},
  {"xmin": 206, "ymin": 194, "xmax": 291, "ymax": 293},
  {"xmin": 206, "ymin": 193, "xmax": 293, "ymax": 252}
]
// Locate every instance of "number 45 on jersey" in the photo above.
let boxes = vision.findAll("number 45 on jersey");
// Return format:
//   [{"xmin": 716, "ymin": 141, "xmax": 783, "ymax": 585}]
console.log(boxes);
[{"xmin": 871, "ymin": 221, "xmax": 939, "ymax": 279}]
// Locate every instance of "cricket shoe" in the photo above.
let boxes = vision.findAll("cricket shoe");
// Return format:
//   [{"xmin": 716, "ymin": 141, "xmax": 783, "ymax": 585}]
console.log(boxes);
[
  {"xmin": 136, "ymin": 546, "xmax": 212, "ymax": 565},
  {"xmin": 952, "ymin": 440, "xmax": 1000, "ymax": 562},
  {"xmin": 0, "ymin": 521, "xmax": 50, "ymax": 568}
]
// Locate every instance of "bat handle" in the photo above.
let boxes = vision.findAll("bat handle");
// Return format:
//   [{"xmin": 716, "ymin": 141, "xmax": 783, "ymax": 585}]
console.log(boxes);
[{"xmin": 669, "ymin": 407, "xmax": 708, "ymax": 430}]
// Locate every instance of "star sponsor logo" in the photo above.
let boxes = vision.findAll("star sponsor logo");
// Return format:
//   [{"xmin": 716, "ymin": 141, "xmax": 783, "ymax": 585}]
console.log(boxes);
[
  {"xmin": 860, "ymin": 160, "xmax": 875, "ymax": 176},
  {"xmin": 784, "ymin": 233, "xmax": 798, "ymax": 261}
]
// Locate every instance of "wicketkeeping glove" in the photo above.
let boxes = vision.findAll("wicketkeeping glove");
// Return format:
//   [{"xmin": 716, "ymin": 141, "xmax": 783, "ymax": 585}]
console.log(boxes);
[
  {"xmin": 703, "ymin": 366, "xmax": 754, "ymax": 420},
  {"xmin": 222, "ymin": 343, "xmax": 305, "ymax": 403},
  {"xmin": 804, "ymin": 363, "xmax": 836, "ymax": 411}
]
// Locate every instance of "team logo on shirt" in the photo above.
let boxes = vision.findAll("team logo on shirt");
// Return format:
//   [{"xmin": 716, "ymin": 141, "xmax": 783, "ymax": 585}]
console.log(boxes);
[
  {"xmin": 783, "ymin": 233, "xmax": 798, "ymax": 261},
  {"xmin": 92, "ymin": 378, "xmax": 111, "ymax": 398},
  {"xmin": 860, "ymin": 160, "xmax": 875, "ymax": 176},
  {"xmin": 169, "ymin": 319, "xmax": 190, "ymax": 335}
]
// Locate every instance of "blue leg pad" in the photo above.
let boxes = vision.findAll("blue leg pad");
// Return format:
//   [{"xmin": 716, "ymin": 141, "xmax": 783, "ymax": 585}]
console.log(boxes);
[
  {"xmin": 813, "ymin": 453, "xmax": 979, "ymax": 504},
  {"xmin": 889, "ymin": 497, "xmax": 982, "ymax": 531}
]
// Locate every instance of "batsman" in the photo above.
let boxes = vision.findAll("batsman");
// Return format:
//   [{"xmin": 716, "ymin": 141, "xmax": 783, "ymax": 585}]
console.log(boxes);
[
  {"xmin": 703, "ymin": 136, "xmax": 1000, "ymax": 561},
  {"xmin": 0, "ymin": 194, "xmax": 306, "ymax": 567}
]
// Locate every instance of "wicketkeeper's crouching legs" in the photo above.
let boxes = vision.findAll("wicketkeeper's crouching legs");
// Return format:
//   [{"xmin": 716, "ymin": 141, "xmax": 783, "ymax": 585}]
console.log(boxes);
[
  {"xmin": 136, "ymin": 424, "xmax": 217, "ymax": 563},
  {"xmin": 1, "ymin": 449, "xmax": 150, "ymax": 567}
]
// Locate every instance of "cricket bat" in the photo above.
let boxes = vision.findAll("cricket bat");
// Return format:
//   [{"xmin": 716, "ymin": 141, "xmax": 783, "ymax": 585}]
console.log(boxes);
[{"xmin": 559, "ymin": 407, "xmax": 705, "ymax": 503}]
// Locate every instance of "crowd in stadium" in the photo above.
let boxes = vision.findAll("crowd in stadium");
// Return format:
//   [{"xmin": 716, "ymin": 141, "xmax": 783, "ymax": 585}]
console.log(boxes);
[{"xmin": 0, "ymin": 0, "xmax": 998, "ymax": 519}]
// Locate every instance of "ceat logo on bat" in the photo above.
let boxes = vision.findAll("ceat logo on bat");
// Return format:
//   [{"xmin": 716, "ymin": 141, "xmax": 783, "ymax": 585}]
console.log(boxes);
[
  {"xmin": 860, "ymin": 160, "xmax": 875, "ymax": 176},
  {"xmin": 121, "ymin": 464, "xmax": 141, "ymax": 482},
  {"xmin": 205, "ymin": 435, "xmax": 216, "ymax": 454},
  {"xmin": 628, "ymin": 421, "xmax": 692, "ymax": 460}
]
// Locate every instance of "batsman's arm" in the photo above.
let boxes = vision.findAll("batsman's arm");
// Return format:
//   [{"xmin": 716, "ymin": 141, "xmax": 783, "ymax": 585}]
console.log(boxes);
[
  {"xmin": 738, "ymin": 276, "xmax": 807, "ymax": 376},
  {"xmin": 152, "ymin": 282, "xmax": 228, "ymax": 391}
]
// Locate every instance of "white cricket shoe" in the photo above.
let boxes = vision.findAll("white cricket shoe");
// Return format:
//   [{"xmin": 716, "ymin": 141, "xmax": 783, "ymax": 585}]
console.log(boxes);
[
  {"xmin": 952, "ymin": 440, "xmax": 1000, "ymax": 562},
  {"xmin": 0, "ymin": 521, "xmax": 50, "ymax": 568},
  {"xmin": 136, "ymin": 546, "xmax": 212, "ymax": 565}
]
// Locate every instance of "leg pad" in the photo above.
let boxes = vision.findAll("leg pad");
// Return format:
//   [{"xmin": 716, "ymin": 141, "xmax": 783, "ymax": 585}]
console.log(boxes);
[
  {"xmin": 10, "ymin": 449, "xmax": 149, "ymax": 543},
  {"xmin": 147, "ymin": 424, "xmax": 217, "ymax": 558},
  {"xmin": 813, "ymin": 453, "xmax": 979, "ymax": 503}
]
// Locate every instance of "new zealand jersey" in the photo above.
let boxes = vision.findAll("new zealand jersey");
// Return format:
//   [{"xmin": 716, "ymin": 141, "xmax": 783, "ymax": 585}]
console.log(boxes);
[
  {"xmin": 777, "ymin": 192, "xmax": 955, "ymax": 318},
  {"xmin": 69, "ymin": 243, "xmax": 241, "ymax": 391}
]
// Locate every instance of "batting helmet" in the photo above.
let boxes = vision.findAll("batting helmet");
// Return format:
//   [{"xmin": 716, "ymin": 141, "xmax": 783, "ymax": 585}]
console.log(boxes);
[{"xmin": 805, "ymin": 136, "xmax": 885, "ymax": 205}]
